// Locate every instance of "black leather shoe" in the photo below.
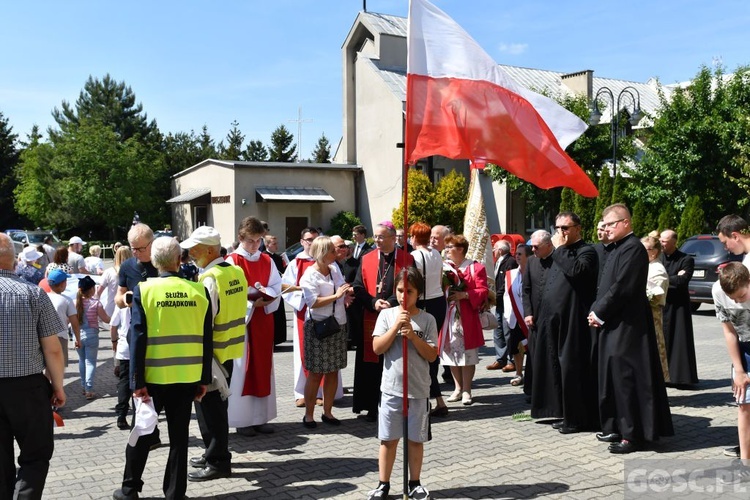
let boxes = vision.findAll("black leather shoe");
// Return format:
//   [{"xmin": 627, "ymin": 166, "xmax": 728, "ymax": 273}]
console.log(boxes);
[
  {"xmin": 365, "ymin": 410, "xmax": 377, "ymax": 422},
  {"xmin": 188, "ymin": 466, "xmax": 231, "ymax": 482},
  {"xmin": 551, "ymin": 421, "xmax": 564, "ymax": 430},
  {"xmin": 609, "ymin": 439, "xmax": 639, "ymax": 454},
  {"xmin": 596, "ymin": 432, "xmax": 622, "ymax": 443},
  {"xmin": 558, "ymin": 425, "xmax": 580, "ymax": 434},
  {"xmin": 113, "ymin": 488, "xmax": 139, "ymax": 500},
  {"xmin": 252, "ymin": 423, "xmax": 274, "ymax": 434},
  {"xmin": 321, "ymin": 414, "xmax": 341, "ymax": 426},
  {"xmin": 117, "ymin": 418, "xmax": 130, "ymax": 430},
  {"xmin": 236, "ymin": 426, "xmax": 257, "ymax": 437},
  {"xmin": 302, "ymin": 416, "xmax": 317, "ymax": 429},
  {"xmin": 189, "ymin": 456, "xmax": 207, "ymax": 468}
]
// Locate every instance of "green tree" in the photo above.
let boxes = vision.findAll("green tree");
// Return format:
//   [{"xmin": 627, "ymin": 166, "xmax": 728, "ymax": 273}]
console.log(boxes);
[
  {"xmin": 329, "ymin": 211, "xmax": 362, "ymax": 238},
  {"xmin": 392, "ymin": 168, "xmax": 436, "ymax": 228},
  {"xmin": 676, "ymin": 196, "xmax": 706, "ymax": 245},
  {"xmin": 628, "ymin": 65, "xmax": 750, "ymax": 224},
  {"xmin": 163, "ymin": 131, "xmax": 202, "ymax": 174},
  {"xmin": 559, "ymin": 187, "xmax": 575, "ymax": 213},
  {"xmin": 658, "ymin": 204, "xmax": 678, "ymax": 233},
  {"xmin": 198, "ymin": 125, "xmax": 217, "ymax": 159},
  {"xmin": 14, "ymin": 130, "xmax": 55, "ymax": 226},
  {"xmin": 268, "ymin": 124, "xmax": 297, "ymax": 162},
  {"xmin": 631, "ymin": 198, "xmax": 658, "ymax": 237},
  {"xmin": 434, "ymin": 169, "xmax": 468, "ymax": 233},
  {"xmin": 50, "ymin": 74, "xmax": 158, "ymax": 143},
  {"xmin": 311, "ymin": 133, "xmax": 331, "ymax": 163},
  {"xmin": 0, "ymin": 111, "xmax": 21, "ymax": 229},
  {"xmin": 590, "ymin": 166, "xmax": 614, "ymax": 240},
  {"xmin": 218, "ymin": 120, "xmax": 244, "ymax": 160},
  {"xmin": 242, "ymin": 140, "xmax": 268, "ymax": 162}
]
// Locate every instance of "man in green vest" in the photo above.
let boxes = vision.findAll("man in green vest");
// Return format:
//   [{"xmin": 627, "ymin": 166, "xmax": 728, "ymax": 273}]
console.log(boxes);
[
  {"xmin": 113, "ymin": 237, "xmax": 212, "ymax": 500},
  {"xmin": 179, "ymin": 226, "xmax": 248, "ymax": 482}
]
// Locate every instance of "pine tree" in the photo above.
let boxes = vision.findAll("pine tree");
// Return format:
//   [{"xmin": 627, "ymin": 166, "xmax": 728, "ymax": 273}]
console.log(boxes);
[
  {"xmin": 559, "ymin": 187, "xmax": 575, "ymax": 213},
  {"xmin": 268, "ymin": 124, "xmax": 297, "ymax": 162},
  {"xmin": 676, "ymin": 196, "xmax": 706, "ymax": 245},
  {"xmin": 434, "ymin": 170, "xmax": 468, "ymax": 233},
  {"xmin": 658, "ymin": 204, "xmax": 679, "ymax": 233},
  {"xmin": 0, "ymin": 111, "xmax": 20, "ymax": 229},
  {"xmin": 392, "ymin": 168, "xmax": 436, "ymax": 228},
  {"xmin": 218, "ymin": 120, "xmax": 244, "ymax": 160},
  {"xmin": 311, "ymin": 133, "xmax": 331, "ymax": 163},
  {"xmin": 242, "ymin": 140, "xmax": 268, "ymax": 162},
  {"xmin": 590, "ymin": 167, "xmax": 613, "ymax": 240},
  {"xmin": 198, "ymin": 125, "xmax": 217, "ymax": 159}
]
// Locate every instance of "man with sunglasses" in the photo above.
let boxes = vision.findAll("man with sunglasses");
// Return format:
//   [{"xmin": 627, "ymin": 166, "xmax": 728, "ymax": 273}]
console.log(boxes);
[
  {"xmin": 528, "ymin": 212, "xmax": 599, "ymax": 434},
  {"xmin": 588, "ymin": 204, "xmax": 673, "ymax": 454}
]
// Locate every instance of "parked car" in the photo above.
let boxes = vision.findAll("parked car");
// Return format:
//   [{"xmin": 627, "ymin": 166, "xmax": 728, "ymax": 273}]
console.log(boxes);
[
  {"xmin": 680, "ymin": 234, "xmax": 744, "ymax": 311},
  {"xmin": 9, "ymin": 230, "xmax": 61, "ymax": 256},
  {"xmin": 283, "ymin": 242, "xmax": 303, "ymax": 262}
]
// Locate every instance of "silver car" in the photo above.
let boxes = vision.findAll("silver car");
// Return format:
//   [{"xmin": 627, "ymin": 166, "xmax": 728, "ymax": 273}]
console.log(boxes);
[{"xmin": 9, "ymin": 230, "xmax": 61, "ymax": 256}]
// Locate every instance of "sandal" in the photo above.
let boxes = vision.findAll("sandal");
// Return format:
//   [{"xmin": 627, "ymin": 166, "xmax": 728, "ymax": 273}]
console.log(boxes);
[{"xmin": 510, "ymin": 376, "xmax": 524, "ymax": 386}]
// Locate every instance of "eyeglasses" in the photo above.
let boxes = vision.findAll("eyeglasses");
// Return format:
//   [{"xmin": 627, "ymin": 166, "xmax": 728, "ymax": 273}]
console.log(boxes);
[
  {"xmin": 301, "ymin": 237, "xmax": 315, "ymax": 243},
  {"xmin": 131, "ymin": 240, "xmax": 153, "ymax": 253},
  {"xmin": 602, "ymin": 218, "xmax": 626, "ymax": 229},
  {"xmin": 373, "ymin": 235, "xmax": 391, "ymax": 241},
  {"xmin": 554, "ymin": 224, "xmax": 579, "ymax": 231}
]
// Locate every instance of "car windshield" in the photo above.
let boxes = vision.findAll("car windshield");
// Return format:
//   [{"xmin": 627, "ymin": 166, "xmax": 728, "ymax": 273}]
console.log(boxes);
[{"xmin": 680, "ymin": 239, "xmax": 723, "ymax": 257}]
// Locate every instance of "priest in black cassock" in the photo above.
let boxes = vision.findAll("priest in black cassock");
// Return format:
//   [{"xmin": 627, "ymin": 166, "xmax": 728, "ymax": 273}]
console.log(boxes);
[
  {"xmin": 522, "ymin": 230, "xmax": 554, "ymax": 400},
  {"xmin": 589, "ymin": 204, "xmax": 674, "ymax": 454},
  {"xmin": 542, "ymin": 212, "xmax": 599, "ymax": 434},
  {"xmin": 659, "ymin": 229, "xmax": 699, "ymax": 386},
  {"xmin": 593, "ymin": 220, "xmax": 614, "ymax": 288}
]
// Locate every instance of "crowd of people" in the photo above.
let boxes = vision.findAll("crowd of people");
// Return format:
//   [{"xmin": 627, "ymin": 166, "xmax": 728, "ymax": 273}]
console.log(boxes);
[{"xmin": 5, "ymin": 204, "xmax": 750, "ymax": 499}]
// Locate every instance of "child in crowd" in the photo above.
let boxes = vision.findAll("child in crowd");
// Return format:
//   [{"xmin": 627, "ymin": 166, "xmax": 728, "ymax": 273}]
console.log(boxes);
[
  {"xmin": 76, "ymin": 275, "xmax": 110, "ymax": 400},
  {"xmin": 46, "ymin": 269, "xmax": 81, "ymax": 367},
  {"xmin": 715, "ymin": 262, "xmax": 750, "ymax": 467},
  {"xmin": 368, "ymin": 267, "xmax": 437, "ymax": 500},
  {"xmin": 110, "ymin": 305, "xmax": 132, "ymax": 430}
]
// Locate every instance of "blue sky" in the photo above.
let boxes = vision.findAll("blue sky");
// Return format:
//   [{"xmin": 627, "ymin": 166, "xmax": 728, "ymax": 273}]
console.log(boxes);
[{"xmin": 2, "ymin": 0, "xmax": 749, "ymax": 160}]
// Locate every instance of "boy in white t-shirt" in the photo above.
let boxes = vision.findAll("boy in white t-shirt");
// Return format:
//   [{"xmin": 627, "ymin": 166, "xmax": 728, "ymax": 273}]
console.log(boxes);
[
  {"xmin": 110, "ymin": 305, "xmax": 132, "ymax": 430},
  {"xmin": 46, "ymin": 269, "xmax": 80, "ymax": 366},
  {"xmin": 367, "ymin": 267, "xmax": 437, "ymax": 500}
]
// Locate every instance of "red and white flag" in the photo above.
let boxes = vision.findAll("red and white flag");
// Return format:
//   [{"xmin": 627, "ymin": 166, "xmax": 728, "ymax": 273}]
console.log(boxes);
[{"xmin": 406, "ymin": 0, "xmax": 598, "ymax": 197}]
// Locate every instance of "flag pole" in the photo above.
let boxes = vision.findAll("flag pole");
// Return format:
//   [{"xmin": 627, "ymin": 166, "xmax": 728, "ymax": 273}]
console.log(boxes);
[{"xmin": 399, "ymin": 120, "xmax": 410, "ymax": 499}]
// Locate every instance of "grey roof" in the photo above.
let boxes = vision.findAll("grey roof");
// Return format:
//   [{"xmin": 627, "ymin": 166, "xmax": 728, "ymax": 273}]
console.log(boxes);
[
  {"xmin": 358, "ymin": 11, "xmax": 407, "ymax": 37},
  {"xmin": 173, "ymin": 159, "xmax": 361, "ymax": 179},
  {"xmin": 166, "ymin": 187, "xmax": 211, "ymax": 203},
  {"xmin": 255, "ymin": 186, "xmax": 335, "ymax": 203}
]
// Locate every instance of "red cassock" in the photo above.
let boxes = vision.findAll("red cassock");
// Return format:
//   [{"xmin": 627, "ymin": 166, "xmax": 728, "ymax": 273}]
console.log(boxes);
[{"xmin": 231, "ymin": 252, "xmax": 274, "ymax": 397}]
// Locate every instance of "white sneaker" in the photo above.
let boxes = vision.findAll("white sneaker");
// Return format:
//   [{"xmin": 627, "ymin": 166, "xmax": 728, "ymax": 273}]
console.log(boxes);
[
  {"xmin": 366, "ymin": 484, "xmax": 389, "ymax": 499},
  {"xmin": 408, "ymin": 484, "xmax": 430, "ymax": 499}
]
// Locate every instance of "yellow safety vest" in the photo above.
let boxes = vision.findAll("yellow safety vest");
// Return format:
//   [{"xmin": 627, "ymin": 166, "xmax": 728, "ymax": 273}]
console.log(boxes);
[
  {"xmin": 141, "ymin": 276, "xmax": 208, "ymax": 384},
  {"xmin": 200, "ymin": 263, "xmax": 248, "ymax": 363}
]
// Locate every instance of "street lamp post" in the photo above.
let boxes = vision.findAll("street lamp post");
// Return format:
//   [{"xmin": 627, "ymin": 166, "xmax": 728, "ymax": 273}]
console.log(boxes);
[{"xmin": 589, "ymin": 86, "xmax": 643, "ymax": 180}]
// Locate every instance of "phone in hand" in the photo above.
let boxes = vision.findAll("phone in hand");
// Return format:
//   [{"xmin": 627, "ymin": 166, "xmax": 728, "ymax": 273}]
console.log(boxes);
[{"xmin": 125, "ymin": 291, "xmax": 133, "ymax": 305}]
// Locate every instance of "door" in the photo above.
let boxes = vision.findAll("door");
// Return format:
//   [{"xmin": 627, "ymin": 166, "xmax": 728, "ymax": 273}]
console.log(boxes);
[
  {"xmin": 194, "ymin": 205, "xmax": 208, "ymax": 229},
  {"xmin": 285, "ymin": 217, "xmax": 308, "ymax": 249}
]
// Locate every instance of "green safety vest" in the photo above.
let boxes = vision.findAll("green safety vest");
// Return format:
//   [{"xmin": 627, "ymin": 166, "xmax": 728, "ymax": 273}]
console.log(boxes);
[
  {"xmin": 200, "ymin": 264, "xmax": 248, "ymax": 363},
  {"xmin": 141, "ymin": 276, "xmax": 208, "ymax": 384}
]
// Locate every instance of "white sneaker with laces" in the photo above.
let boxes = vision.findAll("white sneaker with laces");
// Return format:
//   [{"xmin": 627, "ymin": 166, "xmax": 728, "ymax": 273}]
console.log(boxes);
[
  {"xmin": 366, "ymin": 484, "xmax": 389, "ymax": 499},
  {"xmin": 408, "ymin": 484, "xmax": 430, "ymax": 499}
]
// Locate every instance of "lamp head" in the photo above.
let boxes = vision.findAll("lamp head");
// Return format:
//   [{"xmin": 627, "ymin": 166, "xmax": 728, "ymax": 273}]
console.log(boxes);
[{"xmin": 629, "ymin": 108, "xmax": 643, "ymax": 126}]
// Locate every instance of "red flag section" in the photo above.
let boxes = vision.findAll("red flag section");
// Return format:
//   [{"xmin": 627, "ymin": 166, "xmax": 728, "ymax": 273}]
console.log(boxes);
[{"xmin": 406, "ymin": 0, "xmax": 598, "ymax": 198}]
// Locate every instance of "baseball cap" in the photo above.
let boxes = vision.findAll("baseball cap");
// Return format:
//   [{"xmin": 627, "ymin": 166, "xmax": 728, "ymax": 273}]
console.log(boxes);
[
  {"xmin": 21, "ymin": 246, "xmax": 43, "ymax": 261},
  {"xmin": 48, "ymin": 269, "xmax": 71, "ymax": 286},
  {"xmin": 69, "ymin": 236, "xmax": 86, "ymax": 245},
  {"xmin": 180, "ymin": 226, "xmax": 221, "ymax": 249}
]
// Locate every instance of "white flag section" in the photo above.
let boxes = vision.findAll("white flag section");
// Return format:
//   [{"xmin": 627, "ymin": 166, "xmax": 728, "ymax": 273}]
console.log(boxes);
[
  {"xmin": 406, "ymin": 0, "xmax": 598, "ymax": 197},
  {"xmin": 463, "ymin": 167, "xmax": 494, "ymax": 293}
]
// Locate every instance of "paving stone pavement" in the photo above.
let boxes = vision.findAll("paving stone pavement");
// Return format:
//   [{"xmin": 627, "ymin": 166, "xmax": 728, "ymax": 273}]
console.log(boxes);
[{"xmin": 38, "ymin": 305, "xmax": 744, "ymax": 499}]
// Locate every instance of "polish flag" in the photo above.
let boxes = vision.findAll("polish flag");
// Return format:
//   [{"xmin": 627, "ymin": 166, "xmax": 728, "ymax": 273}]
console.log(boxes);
[{"xmin": 406, "ymin": 0, "xmax": 598, "ymax": 197}]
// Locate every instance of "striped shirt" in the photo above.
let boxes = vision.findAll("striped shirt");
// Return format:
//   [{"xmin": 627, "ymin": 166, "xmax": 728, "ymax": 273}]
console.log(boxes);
[{"xmin": 0, "ymin": 270, "xmax": 65, "ymax": 378}]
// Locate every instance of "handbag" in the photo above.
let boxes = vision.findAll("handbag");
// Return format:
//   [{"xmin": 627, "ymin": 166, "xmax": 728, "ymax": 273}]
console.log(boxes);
[
  {"xmin": 310, "ymin": 281, "xmax": 340, "ymax": 340},
  {"xmin": 479, "ymin": 310, "xmax": 498, "ymax": 330}
]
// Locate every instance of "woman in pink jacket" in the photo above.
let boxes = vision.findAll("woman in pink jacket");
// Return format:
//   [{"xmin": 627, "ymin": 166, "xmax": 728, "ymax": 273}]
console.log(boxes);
[{"xmin": 440, "ymin": 235, "xmax": 489, "ymax": 406}]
